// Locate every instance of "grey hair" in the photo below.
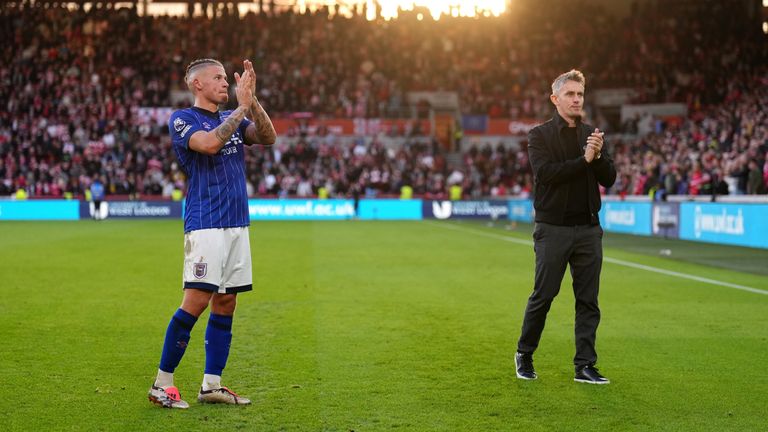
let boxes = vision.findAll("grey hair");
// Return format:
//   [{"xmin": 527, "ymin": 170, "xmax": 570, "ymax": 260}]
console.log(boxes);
[
  {"xmin": 551, "ymin": 69, "xmax": 585, "ymax": 95},
  {"xmin": 184, "ymin": 58, "xmax": 224, "ymax": 90}
]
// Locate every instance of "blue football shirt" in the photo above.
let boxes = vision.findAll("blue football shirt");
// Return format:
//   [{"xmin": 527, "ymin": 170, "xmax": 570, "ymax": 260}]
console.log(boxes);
[{"xmin": 169, "ymin": 106, "xmax": 252, "ymax": 233}]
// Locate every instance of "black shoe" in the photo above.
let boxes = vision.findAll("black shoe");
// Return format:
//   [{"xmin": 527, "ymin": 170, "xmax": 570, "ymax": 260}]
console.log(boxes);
[
  {"xmin": 515, "ymin": 352, "xmax": 537, "ymax": 380},
  {"xmin": 574, "ymin": 365, "xmax": 610, "ymax": 385}
]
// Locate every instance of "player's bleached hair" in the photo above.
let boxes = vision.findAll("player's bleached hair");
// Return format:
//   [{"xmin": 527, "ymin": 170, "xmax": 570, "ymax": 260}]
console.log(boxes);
[
  {"xmin": 184, "ymin": 58, "xmax": 224, "ymax": 91},
  {"xmin": 551, "ymin": 69, "xmax": 585, "ymax": 95}
]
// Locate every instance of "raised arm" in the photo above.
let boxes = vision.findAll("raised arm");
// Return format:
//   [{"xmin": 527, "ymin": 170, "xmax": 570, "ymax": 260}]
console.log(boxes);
[
  {"xmin": 188, "ymin": 67, "xmax": 254, "ymax": 155},
  {"xmin": 242, "ymin": 59, "xmax": 276, "ymax": 146}
]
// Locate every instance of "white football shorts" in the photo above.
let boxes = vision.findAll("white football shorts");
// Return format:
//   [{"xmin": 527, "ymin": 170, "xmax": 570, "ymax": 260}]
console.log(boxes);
[{"xmin": 182, "ymin": 227, "xmax": 252, "ymax": 294}]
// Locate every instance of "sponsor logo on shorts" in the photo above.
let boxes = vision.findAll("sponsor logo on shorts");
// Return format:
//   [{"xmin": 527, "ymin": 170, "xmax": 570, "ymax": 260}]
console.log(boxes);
[{"xmin": 193, "ymin": 262, "xmax": 208, "ymax": 279}]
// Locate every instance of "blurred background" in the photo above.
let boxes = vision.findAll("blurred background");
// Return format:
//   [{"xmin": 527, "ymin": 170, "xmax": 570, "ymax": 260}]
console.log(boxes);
[{"xmin": 2, "ymin": 0, "xmax": 765, "ymax": 201}]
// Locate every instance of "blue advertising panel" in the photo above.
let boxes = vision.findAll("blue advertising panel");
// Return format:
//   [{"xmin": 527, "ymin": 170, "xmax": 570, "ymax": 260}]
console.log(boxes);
[
  {"xmin": 0, "ymin": 200, "xmax": 80, "ymax": 220},
  {"xmin": 79, "ymin": 201, "xmax": 183, "ymax": 219},
  {"xmin": 461, "ymin": 114, "xmax": 488, "ymax": 134},
  {"xmin": 358, "ymin": 199, "xmax": 422, "ymax": 220},
  {"xmin": 652, "ymin": 202, "xmax": 680, "ymax": 239},
  {"xmin": 422, "ymin": 200, "xmax": 509, "ymax": 220},
  {"xmin": 508, "ymin": 199, "xmax": 534, "ymax": 222},
  {"xmin": 248, "ymin": 199, "xmax": 355, "ymax": 220},
  {"xmin": 599, "ymin": 201, "xmax": 652, "ymax": 236},
  {"xmin": 679, "ymin": 203, "xmax": 768, "ymax": 249}
]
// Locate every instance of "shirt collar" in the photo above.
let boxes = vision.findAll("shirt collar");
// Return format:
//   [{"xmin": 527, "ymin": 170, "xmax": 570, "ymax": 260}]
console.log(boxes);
[
  {"xmin": 553, "ymin": 111, "xmax": 577, "ymax": 131},
  {"xmin": 192, "ymin": 106, "xmax": 220, "ymax": 119}
]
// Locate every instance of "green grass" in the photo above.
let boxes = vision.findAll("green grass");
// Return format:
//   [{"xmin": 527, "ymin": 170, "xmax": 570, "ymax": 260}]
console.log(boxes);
[
  {"xmin": 481, "ymin": 220, "xmax": 768, "ymax": 276},
  {"xmin": 0, "ymin": 220, "xmax": 766, "ymax": 431}
]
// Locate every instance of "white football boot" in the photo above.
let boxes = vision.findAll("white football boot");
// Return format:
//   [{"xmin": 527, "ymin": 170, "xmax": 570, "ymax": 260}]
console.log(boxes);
[
  {"xmin": 197, "ymin": 386, "xmax": 251, "ymax": 405},
  {"xmin": 148, "ymin": 385, "xmax": 190, "ymax": 409}
]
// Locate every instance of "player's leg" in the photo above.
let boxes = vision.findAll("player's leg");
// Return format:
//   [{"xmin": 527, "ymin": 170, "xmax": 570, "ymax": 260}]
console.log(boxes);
[
  {"xmin": 149, "ymin": 288, "xmax": 213, "ymax": 408},
  {"xmin": 197, "ymin": 293, "xmax": 250, "ymax": 404},
  {"xmin": 198, "ymin": 227, "xmax": 252, "ymax": 405},
  {"xmin": 149, "ymin": 229, "xmax": 224, "ymax": 408},
  {"xmin": 163, "ymin": 290, "xmax": 213, "ymax": 377},
  {"xmin": 203, "ymin": 293, "xmax": 236, "ymax": 391}
]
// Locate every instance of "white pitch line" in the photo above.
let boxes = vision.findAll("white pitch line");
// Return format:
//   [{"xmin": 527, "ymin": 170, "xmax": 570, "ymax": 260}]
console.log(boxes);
[
  {"xmin": 427, "ymin": 221, "xmax": 768, "ymax": 296},
  {"xmin": 601, "ymin": 257, "xmax": 768, "ymax": 295}
]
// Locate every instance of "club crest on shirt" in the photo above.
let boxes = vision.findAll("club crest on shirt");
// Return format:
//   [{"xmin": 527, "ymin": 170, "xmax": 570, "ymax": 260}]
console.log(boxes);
[
  {"xmin": 173, "ymin": 117, "xmax": 186, "ymax": 132},
  {"xmin": 193, "ymin": 262, "xmax": 208, "ymax": 279}
]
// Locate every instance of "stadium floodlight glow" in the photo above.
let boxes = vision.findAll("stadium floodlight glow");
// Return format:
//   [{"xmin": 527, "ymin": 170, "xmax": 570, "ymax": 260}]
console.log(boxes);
[
  {"xmin": 323, "ymin": 1, "xmax": 506, "ymax": 21},
  {"xmin": 763, "ymin": 21, "xmax": 768, "ymax": 34},
  {"xmin": 233, "ymin": 1, "xmax": 509, "ymax": 20},
  {"xmin": 147, "ymin": 1, "xmax": 508, "ymax": 19}
]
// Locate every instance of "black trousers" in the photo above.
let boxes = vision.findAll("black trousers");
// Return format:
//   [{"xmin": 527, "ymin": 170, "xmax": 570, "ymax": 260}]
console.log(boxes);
[{"xmin": 517, "ymin": 222, "xmax": 603, "ymax": 369}]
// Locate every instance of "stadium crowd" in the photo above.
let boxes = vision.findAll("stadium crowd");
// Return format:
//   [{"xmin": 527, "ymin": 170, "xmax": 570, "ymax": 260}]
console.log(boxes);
[
  {"xmin": 611, "ymin": 70, "xmax": 768, "ymax": 198},
  {"xmin": 0, "ymin": 1, "xmax": 765, "ymax": 199}
]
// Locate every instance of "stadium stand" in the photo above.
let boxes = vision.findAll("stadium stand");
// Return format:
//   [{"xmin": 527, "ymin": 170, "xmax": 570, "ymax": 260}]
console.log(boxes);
[{"xmin": 0, "ymin": 1, "xmax": 765, "ymax": 198}]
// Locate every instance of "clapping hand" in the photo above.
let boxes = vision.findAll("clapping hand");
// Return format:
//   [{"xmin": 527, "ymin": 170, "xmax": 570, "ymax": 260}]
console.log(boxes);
[
  {"xmin": 585, "ymin": 128, "xmax": 604, "ymax": 163},
  {"xmin": 243, "ymin": 59, "xmax": 257, "ymax": 96},
  {"xmin": 234, "ymin": 63, "xmax": 254, "ymax": 109}
]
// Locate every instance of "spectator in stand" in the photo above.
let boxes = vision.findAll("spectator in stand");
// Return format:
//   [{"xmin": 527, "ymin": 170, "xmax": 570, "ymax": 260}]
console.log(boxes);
[{"xmin": 747, "ymin": 159, "xmax": 766, "ymax": 194}]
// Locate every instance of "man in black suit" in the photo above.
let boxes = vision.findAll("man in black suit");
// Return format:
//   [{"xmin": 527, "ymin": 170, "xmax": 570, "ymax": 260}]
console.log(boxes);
[{"xmin": 515, "ymin": 70, "xmax": 617, "ymax": 384}]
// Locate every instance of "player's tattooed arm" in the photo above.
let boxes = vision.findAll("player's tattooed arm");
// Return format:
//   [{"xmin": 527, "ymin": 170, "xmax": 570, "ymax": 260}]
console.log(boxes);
[
  {"xmin": 188, "ymin": 68, "xmax": 254, "ymax": 155},
  {"xmin": 188, "ymin": 107, "xmax": 248, "ymax": 155},
  {"xmin": 245, "ymin": 99, "xmax": 277, "ymax": 146},
  {"xmin": 214, "ymin": 106, "xmax": 248, "ymax": 144},
  {"xmin": 240, "ymin": 59, "xmax": 276, "ymax": 146}
]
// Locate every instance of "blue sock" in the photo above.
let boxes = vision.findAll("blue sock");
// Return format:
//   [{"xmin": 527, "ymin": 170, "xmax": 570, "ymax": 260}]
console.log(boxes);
[
  {"xmin": 204, "ymin": 313, "xmax": 233, "ymax": 376},
  {"xmin": 158, "ymin": 308, "xmax": 198, "ymax": 373}
]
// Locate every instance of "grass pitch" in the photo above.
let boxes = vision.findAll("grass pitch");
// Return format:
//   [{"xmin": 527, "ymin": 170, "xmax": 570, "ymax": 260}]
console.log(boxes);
[{"xmin": 0, "ymin": 220, "xmax": 766, "ymax": 431}]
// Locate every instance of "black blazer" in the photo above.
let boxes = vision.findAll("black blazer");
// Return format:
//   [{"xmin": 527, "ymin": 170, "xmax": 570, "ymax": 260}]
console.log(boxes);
[{"xmin": 527, "ymin": 113, "xmax": 617, "ymax": 225}]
